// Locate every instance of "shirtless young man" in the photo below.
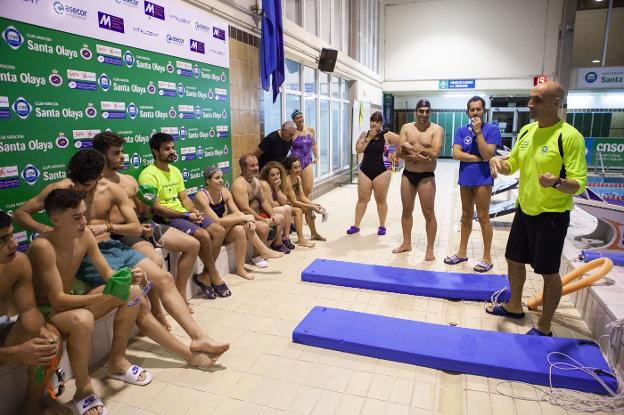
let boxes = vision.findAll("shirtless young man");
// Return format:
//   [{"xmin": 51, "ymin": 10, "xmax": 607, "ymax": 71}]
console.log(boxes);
[
  {"xmin": 393, "ymin": 99, "xmax": 444, "ymax": 261},
  {"xmin": 16, "ymin": 150, "xmax": 229, "ymax": 360},
  {"xmin": 0, "ymin": 211, "xmax": 66, "ymax": 415},
  {"xmin": 231, "ymin": 154, "xmax": 290, "ymax": 255},
  {"xmin": 93, "ymin": 132, "xmax": 200, "ymax": 326}
]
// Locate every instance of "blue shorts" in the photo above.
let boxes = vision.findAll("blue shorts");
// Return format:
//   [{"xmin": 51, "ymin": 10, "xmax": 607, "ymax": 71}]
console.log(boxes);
[
  {"xmin": 169, "ymin": 217, "xmax": 214, "ymax": 235},
  {"xmin": 77, "ymin": 239, "xmax": 145, "ymax": 287}
]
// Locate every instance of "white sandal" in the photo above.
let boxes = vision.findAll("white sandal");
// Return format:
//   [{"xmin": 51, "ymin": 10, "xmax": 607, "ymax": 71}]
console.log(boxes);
[
  {"xmin": 73, "ymin": 394, "xmax": 108, "ymax": 415},
  {"xmin": 108, "ymin": 364, "xmax": 153, "ymax": 386}
]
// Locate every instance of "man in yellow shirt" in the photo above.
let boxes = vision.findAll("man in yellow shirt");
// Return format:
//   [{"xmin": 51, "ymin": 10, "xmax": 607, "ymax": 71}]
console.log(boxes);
[
  {"xmin": 488, "ymin": 81, "xmax": 587, "ymax": 336},
  {"xmin": 138, "ymin": 133, "xmax": 230, "ymax": 299}
]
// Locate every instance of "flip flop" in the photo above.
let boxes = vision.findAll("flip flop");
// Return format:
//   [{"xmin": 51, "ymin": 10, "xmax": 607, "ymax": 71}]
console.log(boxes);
[
  {"xmin": 108, "ymin": 365, "xmax": 153, "ymax": 386},
  {"xmin": 473, "ymin": 261, "xmax": 494, "ymax": 273},
  {"xmin": 443, "ymin": 255, "xmax": 468, "ymax": 265},
  {"xmin": 73, "ymin": 394, "xmax": 109, "ymax": 415},
  {"xmin": 526, "ymin": 328, "xmax": 552, "ymax": 336},
  {"xmin": 486, "ymin": 304, "xmax": 525, "ymax": 319},
  {"xmin": 346, "ymin": 226, "xmax": 360, "ymax": 235},
  {"xmin": 212, "ymin": 283, "xmax": 231, "ymax": 298},
  {"xmin": 192, "ymin": 275, "xmax": 217, "ymax": 299},
  {"xmin": 377, "ymin": 226, "xmax": 386, "ymax": 236}
]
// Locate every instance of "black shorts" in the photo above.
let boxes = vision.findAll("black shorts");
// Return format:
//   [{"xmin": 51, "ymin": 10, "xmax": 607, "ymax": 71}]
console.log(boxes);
[
  {"xmin": 402, "ymin": 170, "xmax": 434, "ymax": 187},
  {"xmin": 504, "ymin": 206, "xmax": 570, "ymax": 275}
]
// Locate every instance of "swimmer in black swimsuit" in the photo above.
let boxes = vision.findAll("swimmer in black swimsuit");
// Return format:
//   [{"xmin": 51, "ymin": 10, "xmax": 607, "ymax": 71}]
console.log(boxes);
[{"xmin": 347, "ymin": 111, "xmax": 399, "ymax": 235}]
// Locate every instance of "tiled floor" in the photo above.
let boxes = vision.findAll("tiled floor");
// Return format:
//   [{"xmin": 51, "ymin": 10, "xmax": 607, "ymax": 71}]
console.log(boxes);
[{"xmin": 58, "ymin": 160, "xmax": 614, "ymax": 414}]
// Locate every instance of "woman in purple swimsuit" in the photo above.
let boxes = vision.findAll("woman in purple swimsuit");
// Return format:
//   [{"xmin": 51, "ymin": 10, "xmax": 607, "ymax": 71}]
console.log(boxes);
[{"xmin": 290, "ymin": 109, "xmax": 318, "ymax": 197}]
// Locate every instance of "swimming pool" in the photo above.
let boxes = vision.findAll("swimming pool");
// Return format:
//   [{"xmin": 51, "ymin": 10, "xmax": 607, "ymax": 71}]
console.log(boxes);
[{"xmin": 587, "ymin": 175, "xmax": 624, "ymax": 206}]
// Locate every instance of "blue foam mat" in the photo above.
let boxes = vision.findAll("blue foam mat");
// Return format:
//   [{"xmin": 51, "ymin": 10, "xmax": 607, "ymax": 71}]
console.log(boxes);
[
  {"xmin": 293, "ymin": 307, "xmax": 616, "ymax": 395},
  {"xmin": 302, "ymin": 259, "xmax": 510, "ymax": 301}
]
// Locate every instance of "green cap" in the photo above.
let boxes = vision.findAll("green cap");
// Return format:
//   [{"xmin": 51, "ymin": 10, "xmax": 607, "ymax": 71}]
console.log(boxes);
[
  {"xmin": 137, "ymin": 184, "xmax": 158, "ymax": 206},
  {"xmin": 103, "ymin": 267, "xmax": 133, "ymax": 301}
]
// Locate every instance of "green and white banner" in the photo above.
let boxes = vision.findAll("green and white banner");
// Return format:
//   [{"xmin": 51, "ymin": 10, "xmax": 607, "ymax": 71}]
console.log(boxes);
[{"xmin": 0, "ymin": 0, "xmax": 232, "ymax": 247}]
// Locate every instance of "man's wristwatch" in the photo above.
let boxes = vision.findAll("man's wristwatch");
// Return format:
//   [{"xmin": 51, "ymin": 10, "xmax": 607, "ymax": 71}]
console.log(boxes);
[{"xmin": 552, "ymin": 177, "xmax": 563, "ymax": 189}]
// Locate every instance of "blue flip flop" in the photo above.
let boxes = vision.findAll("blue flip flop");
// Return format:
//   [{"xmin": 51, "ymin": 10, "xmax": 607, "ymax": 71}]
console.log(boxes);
[
  {"xmin": 486, "ymin": 304, "xmax": 525, "ymax": 319},
  {"xmin": 443, "ymin": 255, "xmax": 468, "ymax": 265}
]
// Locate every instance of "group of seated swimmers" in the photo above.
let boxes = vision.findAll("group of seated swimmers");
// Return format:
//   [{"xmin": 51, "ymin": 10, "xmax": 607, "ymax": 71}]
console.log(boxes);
[{"xmin": 0, "ymin": 81, "xmax": 586, "ymax": 414}]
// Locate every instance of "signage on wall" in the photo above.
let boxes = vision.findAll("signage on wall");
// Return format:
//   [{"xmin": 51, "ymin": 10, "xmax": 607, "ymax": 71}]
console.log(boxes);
[
  {"xmin": 533, "ymin": 75, "xmax": 548, "ymax": 85},
  {"xmin": 382, "ymin": 93, "xmax": 394, "ymax": 131},
  {"xmin": 578, "ymin": 67, "xmax": 624, "ymax": 89},
  {"xmin": 0, "ymin": 0, "xmax": 232, "ymax": 242},
  {"xmin": 438, "ymin": 79, "xmax": 475, "ymax": 89}
]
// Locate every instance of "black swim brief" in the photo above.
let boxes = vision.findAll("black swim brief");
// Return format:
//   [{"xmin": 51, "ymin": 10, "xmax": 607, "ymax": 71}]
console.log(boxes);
[{"xmin": 402, "ymin": 170, "xmax": 435, "ymax": 187}]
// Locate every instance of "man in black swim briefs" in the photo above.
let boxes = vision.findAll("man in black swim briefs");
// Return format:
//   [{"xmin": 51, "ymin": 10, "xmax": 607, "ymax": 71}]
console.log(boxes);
[{"xmin": 393, "ymin": 99, "xmax": 444, "ymax": 261}]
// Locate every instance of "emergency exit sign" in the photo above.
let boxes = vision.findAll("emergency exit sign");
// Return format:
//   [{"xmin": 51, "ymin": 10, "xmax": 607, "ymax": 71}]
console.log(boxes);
[{"xmin": 534, "ymin": 75, "xmax": 548, "ymax": 85}]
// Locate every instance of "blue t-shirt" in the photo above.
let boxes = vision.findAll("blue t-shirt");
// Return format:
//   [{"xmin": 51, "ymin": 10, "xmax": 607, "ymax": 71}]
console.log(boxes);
[{"xmin": 453, "ymin": 122, "xmax": 501, "ymax": 186}]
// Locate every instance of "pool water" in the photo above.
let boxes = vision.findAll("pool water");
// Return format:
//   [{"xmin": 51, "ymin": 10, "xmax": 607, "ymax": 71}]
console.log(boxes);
[{"xmin": 587, "ymin": 175, "xmax": 624, "ymax": 206}]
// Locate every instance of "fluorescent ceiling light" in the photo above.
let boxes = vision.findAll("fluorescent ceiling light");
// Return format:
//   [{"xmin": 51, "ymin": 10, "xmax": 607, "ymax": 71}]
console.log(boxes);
[{"xmin": 592, "ymin": 59, "xmax": 601, "ymax": 63}]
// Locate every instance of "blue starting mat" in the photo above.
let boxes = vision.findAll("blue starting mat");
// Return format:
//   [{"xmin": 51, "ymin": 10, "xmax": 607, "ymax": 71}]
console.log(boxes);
[
  {"xmin": 301, "ymin": 259, "xmax": 510, "ymax": 302},
  {"xmin": 293, "ymin": 307, "xmax": 617, "ymax": 395}
]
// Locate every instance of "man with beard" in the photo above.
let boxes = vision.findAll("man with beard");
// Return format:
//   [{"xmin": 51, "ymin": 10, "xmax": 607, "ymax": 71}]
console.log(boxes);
[
  {"xmin": 138, "ymin": 133, "xmax": 230, "ymax": 299},
  {"xmin": 93, "ymin": 132, "xmax": 200, "ymax": 327}
]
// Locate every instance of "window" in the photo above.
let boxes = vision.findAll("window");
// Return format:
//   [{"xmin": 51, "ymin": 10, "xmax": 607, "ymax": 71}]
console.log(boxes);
[
  {"xmin": 285, "ymin": 59, "xmax": 300, "ymax": 91},
  {"xmin": 331, "ymin": 76, "xmax": 341, "ymax": 99},
  {"xmin": 303, "ymin": 66, "xmax": 316, "ymax": 95},
  {"xmin": 304, "ymin": 0, "xmax": 317, "ymax": 36},
  {"xmin": 286, "ymin": 94, "xmax": 301, "ymax": 119},
  {"xmin": 342, "ymin": 102, "xmax": 351, "ymax": 167},
  {"xmin": 263, "ymin": 90, "xmax": 282, "ymax": 134},
  {"xmin": 320, "ymin": 0, "xmax": 331, "ymax": 44},
  {"xmin": 319, "ymin": 72, "xmax": 330, "ymax": 96},
  {"xmin": 332, "ymin": 0, "xmax": 342, "ymax": 49},
  {"xmin": 285, "ymin": 0, "xmax": 301, "ymax": 25},
  {"xmin": 331, "ymin": 102, "xmax": 340, "ymax": 170},
  {"xmin": 319, "ymin": 100, "xmax": 330, "ymax": 175}
]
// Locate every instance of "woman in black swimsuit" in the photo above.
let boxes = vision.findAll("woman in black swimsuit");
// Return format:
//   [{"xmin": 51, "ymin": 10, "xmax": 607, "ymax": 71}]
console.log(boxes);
[
  {"xmin": 347, "ymin": 111, "xmax": 399, "ymax": 235},
  {"xmin": 194, "ymin": 166, "xmax": 277, "ymax": 279}
]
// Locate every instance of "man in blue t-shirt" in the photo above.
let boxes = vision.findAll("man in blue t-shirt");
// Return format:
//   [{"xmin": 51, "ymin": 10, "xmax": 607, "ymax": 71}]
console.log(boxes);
[{"xmin": 444, "ymin": 96, "xmax": 501, "ymax": 272}]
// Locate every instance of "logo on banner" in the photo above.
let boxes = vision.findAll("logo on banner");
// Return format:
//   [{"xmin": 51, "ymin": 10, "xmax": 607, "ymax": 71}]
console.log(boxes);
[
  {"xmin": 55, "ymin": 135, "xmax": 69, "ymax": 149},
  {"xmin": 127, "ymin": 103, "xmax": 137, "ymax": 119},
  {"xmin": 49, "ymin": 72, "xmax": 63, "ymax": 87},
  {"xmin": 147, "ymin": 82, "xmax": 156, "ymax": 94},
  {"xmin": 177, "ymin": 83, "xmax": 185, "ymax": 97},
  {"xmin": 166, "ymin": 34, "xmax": 184, "ymax": 47},
  {"xmin": 166, "ymin": 63, "xmax": 174, "ymax": 73},
  {"xmin": 80, "ymin": 46, "xmax": 92, "ymax": 60},
  {"xmin": 21, "ymin": 164, "xmax": 40, "ymax": 185},
  {"xmin": 144, "ymin": 1, "xmax": 165, "ymax": 20},
  {"xmin": 131, "ymin": 153, "xmax": 141, "ymax": 168},
  {"xmin": 53, "ymin": 2, "xmax": 87, "ymax": 19},
  {"xmin": 182, "ymin": 168, "xmax": 190, "ymax": 182},
  {"xmin": 3, "ymin": 26, "xmax": 23, "ymax": 50},
  {"xmin": 190, "ymin": 39, "xmax": 205, "ymax": 54},
  {"xmin": 98, "ymin": 73, "xmax": 111, "ymax": 91},
  {"xmin": 223, "ymin": 145, "xmax": 229, "ymax": 155},
  {"xmin": 98, "ymin": 12, "xmax": 125, "ymax": 33},
  {"xmin": 168, "ymin": 107, "xmax": 176, "ymax": 118},
  {"xmin": 116, "ymin": 0, "xmax": 139, "ymax": 7},
  {"xmin": 585, "ymin": 72, "xmax": 598, "ymax": 83},
  {"xmin": 12, "ymin": 97, "xmax": 32, "ymax": 119},
  {"xmin": 208, "ymin": 129, "xmax": 215, "ymax": 138},
  {"xmin": 124, "ymin": 51, "xmax": 135, "ymax": 67},
  {"xmin": 0, "ymin": 166, "xmax": 19, "ymax": 190},
  {"xmin": 212, "ymin": 27, "xmax": 225, "ymax": 41},
  {"xmin": 85, "ymin": 104, "xmax": 97, "ymax": 118},
  {"xmin": 179, "ymin": 126, "xmax": 187, "ymax": 140},
  {"xmin": 193, "ymin": 65, "xmax": 200, "ymax": 78},
  {"xmin": 194, "ymin": 106, "xmax": 202, "ymax": 119},
  {"xmin": 196, "ymin": 147, "xmax": 204, "ymax": 159},
  {"xmin": 194, "ymin": 22, "xmax": 211, "ymax": 33}
]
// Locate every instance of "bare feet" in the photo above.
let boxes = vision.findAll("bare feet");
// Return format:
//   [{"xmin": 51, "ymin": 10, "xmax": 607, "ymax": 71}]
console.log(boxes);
[
  {"xmin": 187, "ymin": 303, "xmax": 194, "ymax": 314},
  {"xmin": 311, "ymin": 234, "xmax": 326, "ymax": 241},
  {"xmin": 262, "ymin": 250, "xmax": 283, "ymax": 259},
  {"xmin": 392, "ymin": 243, "xmax": 412, "ymax": 254},
  {"xmin": 190, "ymin": 337, "xmax": 230, "ymax": 355},
  {"xmin": 187, "ymin": 352, "xmax": 217, "ymax": 369},
  {"xmin": 425, "ymin": 248, "xmax": 435, "ymax": 261},
  {"xmin": 236, "ymin": 267, "xmax": 255, "ymax": 280},
  {"xmin": 153, "ymin": 312, "xmax": 172, "ymax": 331},
  {"xmin": 297, "ymin": 239, "xmax": 315, "ymax": 248}
]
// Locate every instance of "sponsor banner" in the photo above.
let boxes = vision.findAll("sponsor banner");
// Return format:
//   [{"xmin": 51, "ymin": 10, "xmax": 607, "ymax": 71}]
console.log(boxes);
[
  {"xmin": 0, "ymin": 96, "xmax": 10, "ymax": 119},
  {"xmin": 1, "ymin": 0, "xmax": 229, "ymax": 68},
  {"xmin": 0, "ymin": 165, "xmax": 20, "ymax": 189},
  {"xmin": 578, "ymin": 67, "xmax": 624, "ymax": 89},
  {"xmin": 96, "ymin": 44, "xmax": 123, "ymax": 65},
  {"xmin": 67, "ymin": 69, "xmax": 97, "ymax": 91},
  {"xmin": 586, "ymin": 137, "xmax": 624, "ymax": 168},
  {"xmin": 158, "ymin": 80, "xmax": 177, "ymax": 97},
  {"xmin": 216, "ymin": 125, "xmax": 228, "ymax": 138}
]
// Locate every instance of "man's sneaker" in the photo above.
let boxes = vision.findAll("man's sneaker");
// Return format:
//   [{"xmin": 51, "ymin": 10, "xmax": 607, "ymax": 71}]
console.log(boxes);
[{"xmin": 251, "ymin": 256, "xmax": 268, "ymax": 268}]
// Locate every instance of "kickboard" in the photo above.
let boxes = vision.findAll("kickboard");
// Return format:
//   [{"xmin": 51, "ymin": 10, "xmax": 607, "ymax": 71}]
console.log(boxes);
[
  {"xmin": 492, "ymin": 178, "xmax": 519, "ymax": 195},
  {"xmin": 301, "ymin": 259, "xmax": 510, "ymax": 301},
  {"xmin": 293, "ymin": 307, "xmax": 617, "ymax": 395},
  {"xmin": 480, "ymin": 198, "xmax": 517, "ymax": 220}
]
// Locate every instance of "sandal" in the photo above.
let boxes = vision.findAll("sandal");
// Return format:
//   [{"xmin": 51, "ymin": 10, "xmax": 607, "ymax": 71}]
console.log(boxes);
[
  {"xmin": 443, "ymin": 255, "xmax": 468, "ymax": 265},
  {"xmin": 473, "ymin": 261, "xmax": 493, "ymax": 273},
  {"xmin": 485, "ymin": 304, "xmax": 525, "ymax": 319},
  {"xmin": 283, "ymin": 238, "xmax": 296, "ymax": 250},
  {"xmin": 192, "ymin": 275, "xmax": 217, "ymax": 299},
  {"xmin": 73, "ymin": 394, "xmax": 109, "ymax": 415},
  {"xmin": 212, "ymin": 283, "xmax": 232, "ymax": 298},
  {"xmin": 346, "ymin": 226, "xmax": 360, "ymax": 235},
  {"xmin": 377, "ymin": 226, "xmax": 386, "ymax": 236},
  {"xmin": 526, "ymin": 328, "xmax": 552, "ymax": 336},
  {"xmin": 271, "ymin": 243, "xmax": 290, "ymax": 254}
]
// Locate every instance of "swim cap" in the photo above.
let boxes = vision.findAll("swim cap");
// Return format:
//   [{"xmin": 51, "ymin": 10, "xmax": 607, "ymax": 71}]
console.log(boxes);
[
  {"xmin": 291, "ymin": 109, "xmax": 303, "ymax": 120},
  {"xmin": 416, "ymin": 99, "xmax": 432, "ymax": 110},
  {"xmin": 136, "ymin": 184, "xmax": 158, "ymax": 206},
  {"xmin": 203, "ymin": 166, "xmax": 220, "ymax": 180}
]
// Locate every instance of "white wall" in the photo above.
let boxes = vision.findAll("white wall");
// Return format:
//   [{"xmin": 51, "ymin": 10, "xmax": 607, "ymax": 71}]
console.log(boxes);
[
  {"xmin": 382, "ymin": 0, "xmax": 563, "ymax": 92},
  {"xmin": 567, "ymin": 91, "xmax": 624, "ymax": 110},
  {"xmin": 393, "ymin": 93, "xmax": 489, "ymax": 110}
]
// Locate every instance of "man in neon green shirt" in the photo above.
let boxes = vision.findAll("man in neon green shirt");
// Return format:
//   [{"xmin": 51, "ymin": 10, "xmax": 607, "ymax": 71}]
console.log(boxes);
[
  {"xmin": 139, "ymin": 133, "xmax": 230, "ymax": 299},
  {"xmin": 487, "ymin": 81, "xmax": 587, "ymax": 336}
]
